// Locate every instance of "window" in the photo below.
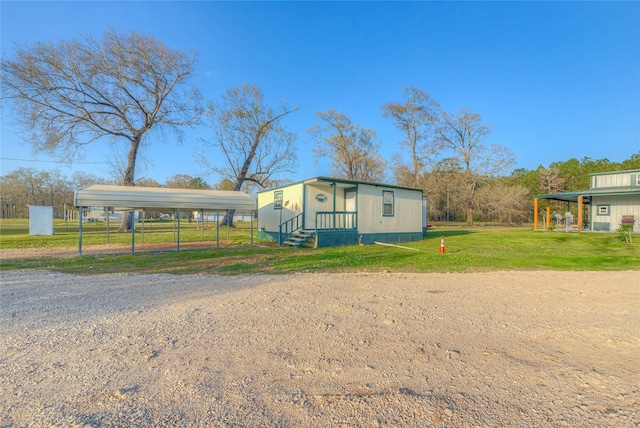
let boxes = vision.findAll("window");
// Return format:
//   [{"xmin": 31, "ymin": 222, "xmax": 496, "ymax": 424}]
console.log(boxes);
[
  {"xmin": 382, "ymin": 190, "xmax": 394, "ymax": 216},
  {"xmin": 635, "ymin": 175, "xmax": 640, "ymax": 186},
  {"xmin": 274, "ymin": 190, "xmax": 283, "ymax": 210},
  {"xmin": 596, "ymin": 204, "xmax": 610, "ymax": 216}
]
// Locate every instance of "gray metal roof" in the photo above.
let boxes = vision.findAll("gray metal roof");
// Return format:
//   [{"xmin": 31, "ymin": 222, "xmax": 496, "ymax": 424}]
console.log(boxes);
[
  {"xmin": 74, "ymin": 185, "xmax": 256, "ymax": 211},
  {"xmin": 257, "ymin": 176, "xmax": 424, "ymax": 194},
  {"xmin": 535, "ymin": 187, "xmax": 640, "ymax": 202}
]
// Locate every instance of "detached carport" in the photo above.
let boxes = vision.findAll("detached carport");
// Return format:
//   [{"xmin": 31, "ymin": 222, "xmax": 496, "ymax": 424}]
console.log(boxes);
[{"xmin": 74, "ymin": 185, "xmax": 256, "ymax": 256}]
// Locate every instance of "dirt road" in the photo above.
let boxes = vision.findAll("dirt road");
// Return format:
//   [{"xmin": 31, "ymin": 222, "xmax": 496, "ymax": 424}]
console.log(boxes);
[{"xmin": 1, "ymin": 270, "xmax": 638, "ymax": 427}]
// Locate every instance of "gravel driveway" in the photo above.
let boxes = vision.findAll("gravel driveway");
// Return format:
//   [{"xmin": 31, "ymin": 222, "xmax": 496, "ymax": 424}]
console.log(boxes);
[{"xmin": 1, "ymin": 270, "xmax": 638, "ymax": 427}]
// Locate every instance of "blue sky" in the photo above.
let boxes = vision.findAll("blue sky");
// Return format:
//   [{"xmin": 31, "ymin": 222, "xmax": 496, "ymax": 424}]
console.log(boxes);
[{"xmin": 2, "ymin": 1, "xmax": 639, "ymax": 185}]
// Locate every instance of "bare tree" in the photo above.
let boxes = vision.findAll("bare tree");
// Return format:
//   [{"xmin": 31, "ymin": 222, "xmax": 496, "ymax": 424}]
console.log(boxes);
[
  {"xmin": 474, "ymin": 181, "xmax": 531, "ymax": 223},
  {"xmin": 382, "ymin": 86, "xmax": 440, "ymax": 187},
  {"xmin": 424, "ymin": 158, "xmax": 466, "ymax": 222},
  {"xmin": 197, "ymin": 84, "xmax": 298, "ymax": 226},
  {"xmin": 308, "ymin": 109, "xmax": 386, "ymax": 183},
  {"xmin": 165, "ymin": 174, "xmax": 195, "ymax": 189},
  {"xmin": 538, "ymin": 166, "xmax": 565, "ymax": 194},
  {"xmin": 134, "ymin": 177, "xmax": 161, "ymax": 188},
  {"xmin": 164, "ymin": 174, "xmax": 208, "ymax": 189},
  {"xmin": 39, "ymin": 170, "xmax": 68, "ymax": 210},
  {"xmin": 71, "ymin": 171, "xmax": 108, "ymax": 189},
  {"xmin": 390, "ymin": 154, "xmax": 418, "ymax": 188},
  {"xmin": 214, "ymin": 179, "xmax": 236, "ymax": 191},
  {"xmin": 433, "ymin": 108, "xmax": 515, "ymax": 226},
  {"xmin": 1, "ymin": 168, "xmax": 75, "ymax": 217},
  {"xmin": 1, "ymin": 29, "xmax": 202, "ymax": 230},
  {"xmin": 0, "ymin": 168, "xmax": 40, "ymax": 218}
]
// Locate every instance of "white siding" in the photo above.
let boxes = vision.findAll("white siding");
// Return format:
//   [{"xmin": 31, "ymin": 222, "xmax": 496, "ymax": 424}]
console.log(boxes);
[
  {"xmin": 259, "ymin": 179, "xmax": 424, "ymax": 235},
  {"xmin": 257, "ymin": 183, "xmax": 304, "ymax": 232},
  {"xmin": 591, "ymin": 170, "xmax": 640, "ymax": 189},
  {"xmin": 304, "ymin": 184, "xmax": 341, "ymax": 229},
  {"xmin": 357, "ymin": 184, "xmax": 423, "ymax": 233},
  {"xmin": 592, "ymin": 194, "xmax": 640, "ymax": 232}
]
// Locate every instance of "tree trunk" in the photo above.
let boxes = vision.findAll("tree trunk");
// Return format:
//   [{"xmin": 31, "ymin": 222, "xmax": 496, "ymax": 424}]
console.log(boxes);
[
  {"xmin": 117, "ymin": 135, "xmax": 142, "ymax": 232},
  {"xmin": 220, "ymin": 209, "xmax": 235, "ymax": 228},
  {"xmin": 466, "ymin": 205, "xmax": 474, "ymax": 227},
  {"xmin": 465, "ymin": 177, "xmax": 475, "ymax": 227}
]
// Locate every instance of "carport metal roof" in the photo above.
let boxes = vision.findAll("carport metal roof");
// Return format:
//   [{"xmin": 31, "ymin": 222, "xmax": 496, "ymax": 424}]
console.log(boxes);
[{"xmin": 74, "ymin": 185, "xmax": 256, "ymax": 211}]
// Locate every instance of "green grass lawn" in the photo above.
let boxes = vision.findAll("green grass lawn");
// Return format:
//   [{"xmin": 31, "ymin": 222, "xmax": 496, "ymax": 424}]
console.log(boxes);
[
  {"xmin": 0, "ymin": 218, "xmax": 255, "ymax": 248},
  {"xmin": 2, "ymin": 219, "xmax": 638, "ymax": 275}
]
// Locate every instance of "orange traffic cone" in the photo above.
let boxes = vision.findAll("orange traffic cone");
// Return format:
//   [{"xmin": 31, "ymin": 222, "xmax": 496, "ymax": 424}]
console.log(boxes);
[{"xmin": 440, "ymin": 236, "xmax": 445, "ymax": 254}]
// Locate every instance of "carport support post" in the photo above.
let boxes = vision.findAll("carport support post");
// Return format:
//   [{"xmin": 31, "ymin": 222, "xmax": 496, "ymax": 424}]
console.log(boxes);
[
  {"xmin": 200, "ymin": 210, "xmax": 204, "ymax": 241},
  {"xmin": 250, "ymin": 211, "xmax": 254, "ymax": 247},
  {"xmin": 216, "ymin": 209, "xmax": 220, "ymax": 248},
  {"xmin": 106, "ymin": 207, "xmax": 110, "ymax": 244},
  {"xmin": 131, "ymin": 208, "xmax": 135, "ymax": 254},
  {"xmin": 533, "ymin": 198, "xmax": 539, "ymax": 230},
  {"xmin": 141, "ymin": 210, "xmax": 145, "ymax": 243},
  {"xmin": 177, "ymin": 208, "xmax": 181, "ymax": 252},
  {"xmin": 78, "ymin": 206, "xmax": 83, "ymax": 256}
]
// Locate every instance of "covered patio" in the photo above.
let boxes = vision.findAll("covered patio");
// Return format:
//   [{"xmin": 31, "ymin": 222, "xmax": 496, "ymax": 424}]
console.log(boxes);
[
  {"xmin": 533, "ymin": 191, "xmax": 590, "ymax": 231},
  {"xmin": 536, "ymin": 169, "xmax": 640, "ymax": 233},
  {"xmin": 535, "ymin": 187, "xmax": 640, "ymax": 232}
]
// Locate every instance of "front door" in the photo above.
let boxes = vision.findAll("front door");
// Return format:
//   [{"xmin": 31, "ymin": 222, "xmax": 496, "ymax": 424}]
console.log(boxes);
[{"xmin": 345, "ymin": 188, "xmax": 356, "ymax": 229}]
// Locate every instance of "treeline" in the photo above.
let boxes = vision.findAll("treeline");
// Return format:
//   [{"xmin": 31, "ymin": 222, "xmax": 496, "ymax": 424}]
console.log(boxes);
[
  {"xmin": 374, "ymin": 87, "xmax": 639, "ymax": 225},
  {"xmin": 2, "ymin": 154, "xmax": 637, "ymax": 221},
  {"xmin": 0, "ymin": 170, "xmax": 212, "ymax": 219},
  {"xmin": 421, "ymin": 154, "xmax": 639, "ymax": 224}
]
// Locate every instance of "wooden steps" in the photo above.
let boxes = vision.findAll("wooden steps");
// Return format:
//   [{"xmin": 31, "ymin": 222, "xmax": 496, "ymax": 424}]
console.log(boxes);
[{"xmin": 283, "ymin": 230, "xmax": 315, "ymax": 247}]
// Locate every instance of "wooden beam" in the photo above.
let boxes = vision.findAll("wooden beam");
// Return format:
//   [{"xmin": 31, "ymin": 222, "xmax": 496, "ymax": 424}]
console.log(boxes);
[
  {"xmin": 578, "ymin": 196, "xmax": 583, "ymax": 232},
  {"xmin": 533, "ymin": 198, "xmax": 539, "ymax": 230},
  {"xmin": 546, "ymin": 201, "xmax": 551, "ymax": 230}
]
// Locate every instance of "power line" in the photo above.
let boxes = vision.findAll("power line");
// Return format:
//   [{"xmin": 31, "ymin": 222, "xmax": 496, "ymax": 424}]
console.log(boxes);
[{"xmin": 0, "ymin": 157, "xmax": 109, "ymax": 164}]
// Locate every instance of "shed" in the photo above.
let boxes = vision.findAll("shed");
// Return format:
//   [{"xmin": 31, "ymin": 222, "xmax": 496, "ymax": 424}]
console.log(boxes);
[
  {"xmin": 257, "ymin": 177, "xmax": 426, "ymax": 247},
  {"xmin": 73, "ymin": 185, "xmax": 256, "ymax": 255},
  {"xmin": 29, "ymin": 205, "xmax": 54, "ymax": 236},
  {"xmin": 534, "ymin": 169, "xmax": 640, "ymax": 232}
]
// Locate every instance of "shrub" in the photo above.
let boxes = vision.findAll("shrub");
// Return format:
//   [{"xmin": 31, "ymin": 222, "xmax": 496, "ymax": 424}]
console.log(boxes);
[{"xmin": 617, "ymin": 224, "xmax": 633, "ymax": 244}]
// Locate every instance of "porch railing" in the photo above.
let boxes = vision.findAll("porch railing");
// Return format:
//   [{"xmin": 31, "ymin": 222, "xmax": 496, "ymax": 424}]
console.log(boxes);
[
  {"xmin": 279, "ymin": 213, "xmax": 303, "ymax": 245},
  {"xmin": 315, "ymin": 211, "xmax": 357, "ymax": 231}
]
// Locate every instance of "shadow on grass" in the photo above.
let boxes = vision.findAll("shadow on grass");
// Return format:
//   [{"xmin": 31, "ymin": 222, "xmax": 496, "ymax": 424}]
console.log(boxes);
[{"xmin": 424, "ymin": 229, "xmax": 475, "ymax": 239}]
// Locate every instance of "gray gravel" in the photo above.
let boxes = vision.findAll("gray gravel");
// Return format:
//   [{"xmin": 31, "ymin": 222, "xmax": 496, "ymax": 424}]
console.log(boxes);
[{"xmin": 1, "ymin": 270, "xmax": 638, "ymax": 427}]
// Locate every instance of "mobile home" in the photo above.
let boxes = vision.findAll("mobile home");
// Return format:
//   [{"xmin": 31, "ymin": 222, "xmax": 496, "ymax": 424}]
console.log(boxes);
[{"xmin": 257, "ymin": 177, "xmax": 426, "ymax": 247}]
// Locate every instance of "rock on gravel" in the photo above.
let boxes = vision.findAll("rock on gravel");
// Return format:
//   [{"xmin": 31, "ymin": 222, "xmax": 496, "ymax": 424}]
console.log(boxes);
[{"xmin": 1, "ymin": 270, "xmax": 638, "ymax": 427}]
